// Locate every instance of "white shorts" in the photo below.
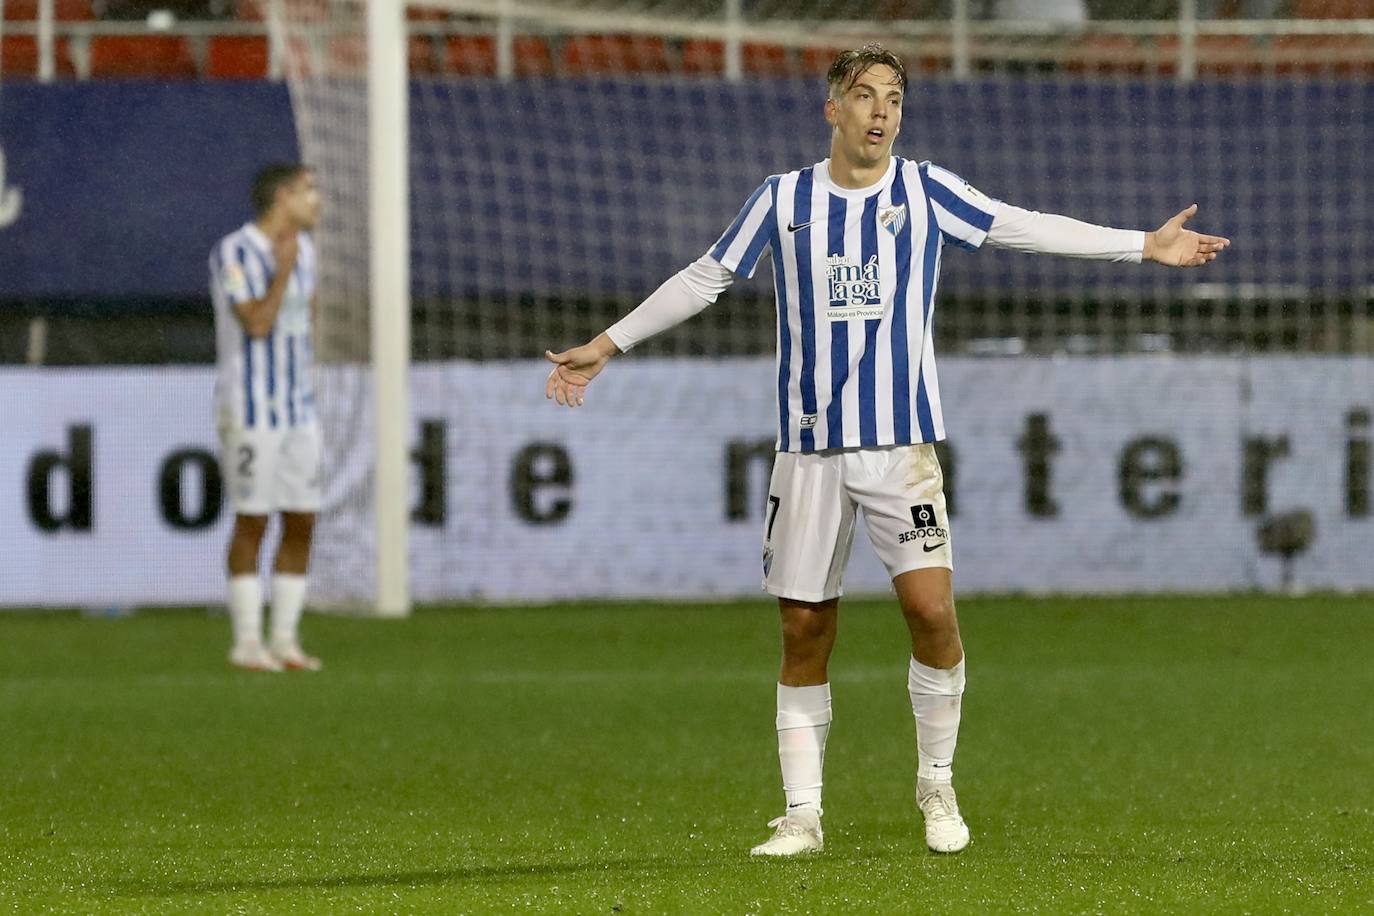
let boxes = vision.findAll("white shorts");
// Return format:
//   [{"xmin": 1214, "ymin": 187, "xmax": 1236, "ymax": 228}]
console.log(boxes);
[
  {"xmin": 762, "ymin": 443, "xmax": 952, "ymax": 602},
  {"xmin": 218, "ymin": 422, "xmax": 322, "ymax": 515}
]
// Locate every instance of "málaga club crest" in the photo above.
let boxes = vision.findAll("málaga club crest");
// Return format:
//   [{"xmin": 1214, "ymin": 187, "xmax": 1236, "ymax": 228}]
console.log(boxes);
[{"xmin": 878, "ymin": 203, "xmax": 907, "ymax": 236}]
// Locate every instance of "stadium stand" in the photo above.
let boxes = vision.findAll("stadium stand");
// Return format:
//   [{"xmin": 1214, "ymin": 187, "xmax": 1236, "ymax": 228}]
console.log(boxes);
[
  {"xmin": 679, "ymin": 38, "xmax": 724, "ymax": 74},
  {"xmin": 1294, "ymin": 0, "xmax": 1374, "ymax": 15},
  {"xmin": 99, "ymin": 0, "xmax": 219, "ymax": 20},
  {"xmin": 679, "ymin": 38, "xmax": 806, "ymax": 76},
  {"xmin": 408, "ymin": 35, "xmax": 439, "ymax": 74},
  {"xmin": 509, "ymin": 35, "xmax": 554, "ymax": 76},
  {"xmin": 205, "ymin": 34, "xmax": 267, "ymax": 78},
  {"xmin": 87, "ymin": 34, "xmax": 198, "ymax": 78},
  {"xmin": 1, "ymin": 0, "xmax": 92, "ymax": 19},
  {"xmin": 5, "ymin": 0, "xmax": 1374, "ymax": 81},
  {"xmin": 1272, "ymin": 33, "xmax": 1374, "ymax": 75},
  {"xmin": 1154, "ymin": 34, "xmax": 1268, "ymax": 77},
  {"xmin": 741, "ymin": 42, "xmax": 794, "ymax": 76},
  {"xmin": 0, "ymin": 36, "xmax": 76, "ymax": 76},
  {"xmin": 1062, "ymin": 32, "xmax": 1149, "ymax": 75},
  {"xmin": 560, "ymin": 34, "xmax": 672, "ymax": 75},
  {"xmin": 800, "ymin": 45, "xmax": 850, "ymax": 76},
  {"xmin": 443, "ymin": 35, "xmax": 497, "ymax": 76}
]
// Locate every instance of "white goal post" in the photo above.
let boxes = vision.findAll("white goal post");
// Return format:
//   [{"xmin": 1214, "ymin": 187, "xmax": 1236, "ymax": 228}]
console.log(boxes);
[
  {"xmin": 367, "ymin": 0, "xmax": 411, "ymax": 617},
  {"xmin": 265, "ymin": 0, "xmax": 411, "ymax": 616}
]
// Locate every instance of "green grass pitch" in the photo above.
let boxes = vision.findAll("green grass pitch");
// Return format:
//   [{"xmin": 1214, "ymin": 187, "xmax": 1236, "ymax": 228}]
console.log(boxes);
[{"xmin": 2, "ymin": 596, "xmax": 1372, "ymax": 914}]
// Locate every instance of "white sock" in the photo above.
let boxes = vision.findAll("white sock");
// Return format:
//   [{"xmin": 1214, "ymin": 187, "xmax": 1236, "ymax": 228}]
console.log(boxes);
[
  {"xmin": 228, "ymin": 575, "xmax": 263, "ymax": 649},
  {"xmin": 908, "ymin": 656, "xmax": 966, "ymax": 783},
  {"xmin": 269, "ymin": 574, "xmax": 308, "ymax": 648},
  {"xmin": 776, "ymin": 682, "xmax": 831, "ymax": 814}
]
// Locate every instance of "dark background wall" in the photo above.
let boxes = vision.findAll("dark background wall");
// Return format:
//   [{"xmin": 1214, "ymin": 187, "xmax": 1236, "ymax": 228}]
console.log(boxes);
[{"xmin": 2, "ymin": 78, "xmax": 1370, "ymax": 361}]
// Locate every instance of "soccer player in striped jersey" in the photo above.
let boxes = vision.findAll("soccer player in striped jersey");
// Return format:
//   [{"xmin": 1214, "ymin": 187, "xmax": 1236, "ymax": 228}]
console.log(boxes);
[
  {"xmin": 209, "ymin": 164, "xmax": 324, "ymax": 673},
  {"xmin": 546, "ymin": 45, "xmax": 1229, "ymax": 856}
]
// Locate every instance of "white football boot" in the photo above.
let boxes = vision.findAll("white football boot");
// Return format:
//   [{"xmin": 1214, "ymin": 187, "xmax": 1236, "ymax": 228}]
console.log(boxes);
[
  {"xmin": 917, "ymin": 778, "xmax": 970, "ymax": 853},
  {"xmin": 749, "ymin": 808, "xmax": 823, "ymax": 857},
  {"xmin": 229, "ymin": 642, "xmax": 284, "ymax": 672},
  {"xmin": 269, "ymin": 641, "xmax": 323, "ymax": 671}
]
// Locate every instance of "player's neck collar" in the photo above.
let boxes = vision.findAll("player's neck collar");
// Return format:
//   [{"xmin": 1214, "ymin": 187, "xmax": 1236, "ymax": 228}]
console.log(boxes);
[
  {"xmin": 817, "ymin": 156, "xmax": 896, "ymax": 197},
  {"xmin": 250, "ymin": 214, "xmax": 300, "ymax": 245},
  {"xmin": 243, "ymin": 221, "xmax": 273, "ymax": 251}
]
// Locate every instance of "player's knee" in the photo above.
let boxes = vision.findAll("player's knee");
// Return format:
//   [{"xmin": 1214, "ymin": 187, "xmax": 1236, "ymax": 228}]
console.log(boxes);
[
  {"xmin": 902, "ymin": 591, "xmax": 955, "ymax": 631},
  {"xmin": 282, "ymin": 512, "xmax": 315, "ymax": 545},
  {"xmin": 233, "ymin": 514, "xmax": 269, "ymax": 544},
  {"xmin": 780, "ymin": 602, "xmax": 834, "ymax": 651},
  {"xmin": 781, "ymin": 616, "xmax": 823, "ymax": 649}
]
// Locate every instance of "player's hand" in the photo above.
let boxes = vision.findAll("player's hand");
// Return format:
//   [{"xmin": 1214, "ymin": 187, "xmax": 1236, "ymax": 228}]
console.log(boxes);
[
  {"xmin": 273, "ymin": 232, "xmax": 300, "ymax": 272},
  {"xmin": 544, "ymin": 334, "xmax": 619, "ymax": 407},
  {"xmin": 1144, "ymin": 204, "xmax": 1230, "ymax": 267}
]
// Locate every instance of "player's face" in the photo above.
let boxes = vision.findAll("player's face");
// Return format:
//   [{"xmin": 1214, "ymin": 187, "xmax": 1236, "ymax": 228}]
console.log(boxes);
[
  {"xmin": 280, "ymin": 171, "xmax": 322, "ymax": 230},
  {"xmin": 825, "ymin": 64, "xmax": 903, "ymax": 170}
]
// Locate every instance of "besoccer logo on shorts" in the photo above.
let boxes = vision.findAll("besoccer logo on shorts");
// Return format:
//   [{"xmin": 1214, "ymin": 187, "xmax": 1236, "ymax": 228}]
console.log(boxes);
[
  {"xmin": 911, "ymin": 503, "xmax": 937, "ymax": 529},
  {"xmin": 898, "ymin": 502, "xmax": 947, "ymax": 545}
]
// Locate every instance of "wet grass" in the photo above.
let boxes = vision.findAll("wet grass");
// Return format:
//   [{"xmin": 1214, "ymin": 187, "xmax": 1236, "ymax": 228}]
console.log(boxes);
[{"xmin": 1, "ymin": 595, "xmax": 1372, "ymax": 913}]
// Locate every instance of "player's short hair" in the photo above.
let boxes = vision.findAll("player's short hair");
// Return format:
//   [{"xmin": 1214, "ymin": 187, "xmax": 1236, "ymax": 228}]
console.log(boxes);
[
  {"xmin": 826, "ymin": 44, "xmax": 908, "ymax": 100},
  {"xmin": 251, "ymin": 163, "xmax": 311, "ymax": 217}
]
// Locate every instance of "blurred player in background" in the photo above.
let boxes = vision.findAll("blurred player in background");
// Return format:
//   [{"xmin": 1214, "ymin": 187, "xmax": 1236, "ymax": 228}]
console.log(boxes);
[
  {"xmin": 209, "ymin": 164, "xmax": 323, "ymax": 673},
  {"xmin": 546, "ymin": 45, "xmax": 1228, "ymax": 855}
]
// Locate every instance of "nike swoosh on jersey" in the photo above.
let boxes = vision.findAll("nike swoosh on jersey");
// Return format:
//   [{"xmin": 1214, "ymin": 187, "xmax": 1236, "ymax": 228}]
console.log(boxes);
[
  {"xmin": 923, "ymin": 542, "xmax": 947, "ymax": 552},
  {"xmin": 786, "ymin": 220, "xmax": 815, "ymax": 233}
]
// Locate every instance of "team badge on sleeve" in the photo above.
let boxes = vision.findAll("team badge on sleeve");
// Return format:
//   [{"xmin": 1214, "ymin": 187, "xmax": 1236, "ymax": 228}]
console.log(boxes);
[{"xmin": 222, "ymin": 262, "xmax": 250, "ymax": 300}]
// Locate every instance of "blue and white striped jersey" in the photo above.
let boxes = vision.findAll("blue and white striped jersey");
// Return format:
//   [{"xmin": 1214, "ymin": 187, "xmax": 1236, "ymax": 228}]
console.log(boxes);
[
  {"xmin": 709, "ymin": 157, "xmax": 999, "ymax": 453},
  {"xmin": 209, "ymin": 222, "xmax": 318, "ymax": 430}
]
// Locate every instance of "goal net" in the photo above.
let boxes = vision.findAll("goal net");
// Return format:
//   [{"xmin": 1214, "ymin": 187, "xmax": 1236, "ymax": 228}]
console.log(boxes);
[{"xmin": 270, "ymin": 0, "xmax": 1374, "ymax": 605}]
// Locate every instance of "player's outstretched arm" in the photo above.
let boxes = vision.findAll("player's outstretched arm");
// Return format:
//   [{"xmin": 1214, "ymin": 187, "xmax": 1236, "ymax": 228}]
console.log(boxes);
[
  {"xmin": 545, "ymin": 333, "xmax": 621, "ymax": 408},
  {"xmin": 1143, "ymin": 204, "xmax": 1230, "ymax": 267},
  {"xmin": 543, "ymin": 256, "xmax": 736, "ymax": 408}
]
